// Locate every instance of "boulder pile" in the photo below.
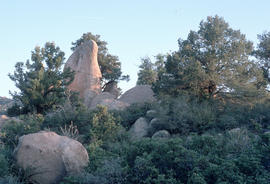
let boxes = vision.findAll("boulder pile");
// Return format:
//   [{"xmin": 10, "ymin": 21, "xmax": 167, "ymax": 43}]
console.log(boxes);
[{"xmin": 65, "ymin": 40, "xmax": 156, "ymax": 110}]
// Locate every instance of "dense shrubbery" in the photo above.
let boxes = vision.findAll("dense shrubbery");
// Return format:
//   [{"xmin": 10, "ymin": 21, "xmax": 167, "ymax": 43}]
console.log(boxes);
[
  {"xmin": 0, "ymin": 145, "xmax": 9, "ymax": 178},
  {"xmin": 149, "ymin": 96, "xmax": 217, "ymax": 135},
  {"xmin": 61, "ymin": 130, "xmax": 270, "ymax": 184},
  {"xmin": 1, "ymin": 97, "xmax": 270, "ymax": 183},
  {"xmin": 43, "ymin": 102, "xmax": 91, "ymax": 136},
  {"xmin": 147, "ymin": 95, "xmax": 270, "ymax": 137},
  {"xmin": 0, "ymin": 115, "xmax": 43, "ymax": 149},
  {"xmin": 112, "ymin": 102, "xmax": 153, "ymax": 129}
]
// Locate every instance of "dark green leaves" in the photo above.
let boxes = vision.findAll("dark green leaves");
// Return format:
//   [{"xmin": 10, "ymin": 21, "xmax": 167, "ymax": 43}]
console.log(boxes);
[{"xmin": 9, "ymin": 42, "xmax": 74, "ymax": 114}]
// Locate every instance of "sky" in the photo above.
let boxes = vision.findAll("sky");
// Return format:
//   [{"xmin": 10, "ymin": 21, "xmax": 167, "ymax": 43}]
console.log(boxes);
[{"xmin": 0, "ymin": 0, "xmax": 270, "ymax": 97}]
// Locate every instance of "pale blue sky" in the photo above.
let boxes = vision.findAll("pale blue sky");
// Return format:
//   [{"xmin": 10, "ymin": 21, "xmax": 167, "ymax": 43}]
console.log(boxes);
[{"xmin": 1, "ymin": 0, "xmax": 270, "ymax": 97}]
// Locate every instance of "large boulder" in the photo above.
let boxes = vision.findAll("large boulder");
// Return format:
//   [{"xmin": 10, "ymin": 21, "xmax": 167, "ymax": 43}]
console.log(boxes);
[
  {"xmin": 83, "ymin": 89, "xmax": 99, "ymax": 108},
  {"xmin": 14, "ymin": 131, "xmax": 89, "ymax": 184},
  {"xmin": 89, "ymin": 92, "xmax": 129, "ymax": 111},
  {"xmin": 129, "ymin": 117, "xmax": 149, "ymax": 139},
  {"xmin": 64, "ymin": 40, "xmax": 102, "ymax": 98},
  {"xmin": 119, "ymin": 85, "xmax": 155, "ymax": 105}
]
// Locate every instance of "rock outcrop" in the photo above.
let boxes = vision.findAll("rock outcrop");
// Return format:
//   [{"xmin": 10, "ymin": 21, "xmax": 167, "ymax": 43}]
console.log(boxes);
[
  {"xmin": 129, "ymin": 117, "xmax": 149, "ymax": 139},
  {"xmin": 14, "ymin": 131, "xmax": 89, "ymax": 184},
  {"xmin": 152, "ymin": 130, "xmax": 170, "ymax": 139},
  {"xmin": 88, "ymin": 92, "xmax": 129, "ymax": 111},
  {"xmin": 64, "ymin": 40, "xmax": 102, "ymax": 98},
  {"xmin": 64, "ymin": 41, "xmax": 155, "ymax": 111},
  {"xmin": 119, "ymin": 85, "xmax": 155, "ymax": 104}
]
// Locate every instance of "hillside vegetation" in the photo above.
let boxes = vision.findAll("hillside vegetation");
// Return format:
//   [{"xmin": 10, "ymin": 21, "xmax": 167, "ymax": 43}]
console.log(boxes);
[{"xmin": 0, "ymin": 15, "xmax": 270, "ymax": 183}]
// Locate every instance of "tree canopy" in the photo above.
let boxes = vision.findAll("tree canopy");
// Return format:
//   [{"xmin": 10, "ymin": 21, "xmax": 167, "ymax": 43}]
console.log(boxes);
[
  {"xmin": 9, "ymin": 42, "xmax": 74, "ymax": 114},
  {"xmin": 137, "ymin": 57, "xmax": 157, "ymax": 85},
  {"xmin": 254, "ymin": 31, "xmax": 270, "ymax": 87},
  {"xmin": 137, "ymin": 54, "xmax": 166, "ymax": 85},
  {"xmin": 71, "ymin": 32, "xmax": 129, "ymax": 89},
  {"xmin": 153, "ymin": 15, "xmax": 265, "ymax": 99}
]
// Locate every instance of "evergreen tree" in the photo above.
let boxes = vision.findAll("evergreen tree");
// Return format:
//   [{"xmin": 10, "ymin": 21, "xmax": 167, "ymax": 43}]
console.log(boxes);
[
  {"xmin": 254, "ymin": 31, "xmax": 270, "ymax": 88},
  {"xmin": 137, "ymin": 57, "xmax": 157, "ymax": 85},
  {"xmin": 137, "ymin": 54, "xmax": 166, "ymax": 85},
  {"xmin": 153, "ymin": 16, "xmax": 264, "ymax": 98},
  {"xmin": 71, "ymin": 32, "xmax": 129, "ymax": 89},
  {"xmin": 9, "ymin": 42, "xmax": 74, "ymax": 114}
]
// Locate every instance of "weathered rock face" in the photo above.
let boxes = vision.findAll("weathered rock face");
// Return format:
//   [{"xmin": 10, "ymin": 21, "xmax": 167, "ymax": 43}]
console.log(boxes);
[
  {"xmin": 119, "ymin": 85, "xmax": 155, "ymax": 104},
  {"xmin": 129, "ymin": 117, "xmax": 149, "ymax": 139},
  {"xmin": 83, "ymin": 89, "xmax": 99, "ymax": 108},
  {"xmin": 64, "ymin": 40, "xmax": 102, "ymax": 98},
  {"xmin": 152, "ymin": 130, "xmax": 170, "ymax": 139},
  {"xmin": 14, "ymin": 131, "xmax": 89, "ymax": 184},
  {"xmin": 88, "ymin": 92, "xmax": 129, "ymax": 111}
]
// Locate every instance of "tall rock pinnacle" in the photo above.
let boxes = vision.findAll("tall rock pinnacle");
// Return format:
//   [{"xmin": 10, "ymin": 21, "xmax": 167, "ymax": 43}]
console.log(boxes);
[{"xmin": 64, "ymin": 40, "xmax": 102, "ymax": 98}]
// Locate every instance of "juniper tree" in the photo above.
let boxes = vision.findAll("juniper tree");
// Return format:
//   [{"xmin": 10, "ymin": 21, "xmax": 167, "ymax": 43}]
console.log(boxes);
[
  {"xmin": 254, "ymin": 31, "xmax": 270, "ymax": 88},
  {"xmin": 153, "ymin": 15, "xmax": 265, "ymax": 99},
  {"xmin": 137, "ymin": 54, "xmax": 166, "ymax": 85},
  {"xmin": 9, "ymin": 42, "xmax": 74, "ymax": 114},
  {"xmin": 137, "ymin": 57, "xmax": 157, "ymax": 85}
]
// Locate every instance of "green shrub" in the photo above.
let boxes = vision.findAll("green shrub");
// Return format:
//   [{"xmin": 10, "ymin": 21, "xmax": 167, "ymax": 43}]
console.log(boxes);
[
  {"xmin": 216, "ymin": 100, "xmax": 270, "ymax": 132},
  {"xmin": 224, "ymin": 128, "xmax": 253, "ymax": 153},
  {"xmin": 112, "ymin": 102, "xmax": 153, "ymax": 129},
  {"xmin": 249, "ymin": 102, "xmax": 270, "ymax": 131},
  {"xmin": 124, "ymin": 138, "xmax": 194, "ymax": 183},
  {"xmin": 0, "ymin": 176, "xmax": 23, "ymax": 184},
  {"xmin": 0, "ymin": 152, "xmax": 9, "ymax": 177},
  {"xmin": 122, "ymin": 133, "xmax": 270, "ymax": 184},
  {"xmin": 187, "ymin": 172, "xmax": 207, "ymax": 184},
  {"xmin": 62, "ymin": 158, "xmax": 126, "ymax": 184},
  {"xmin": 43, "ymin": 102, "xmax": 92, "ymax": 136},
  {"xmin": 7, "ymin": 104, "xmax": 22, "ymax": 117},
  {"xmin": 88, "ymin": 106, "xmax": 122, "ymax": 145},
  {"xmin": 61, "ymin": 173, "xmax": 106, "ymax": 184},
  {"xmin": 216, "ymin": 114, "xmax": 238, "ymax": 130},
  {"xmin": 84, "ymin": 106, "xmax": 125, "ymax": 172},
  {"xmin": 0, "ymin": 114, "xmax": 43, "ymax": 148},
  {"xmin": 151, "ymin": 97, "xmax": 217, "ymax": 134},
  {"xmin": 260, "ymin": 132, "xmax": 270, "ymax": 172},
  {"xmin": 62, "ymin": 129, "xmax": 270, "ymax": 184},
  {"xmin": 94, "ymin": 158, "xmax": 127, "ymax": 184}
]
